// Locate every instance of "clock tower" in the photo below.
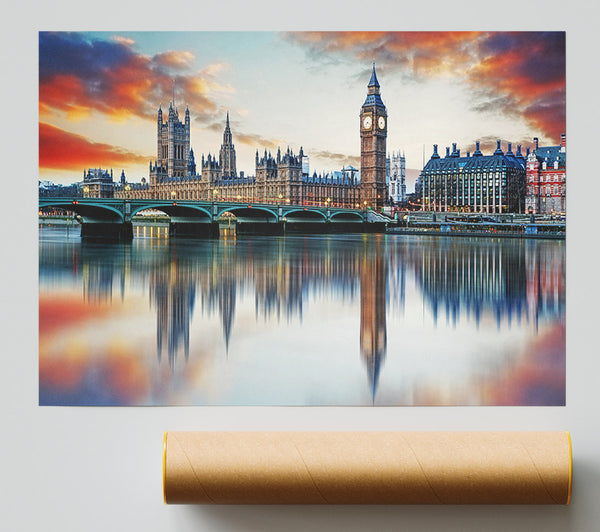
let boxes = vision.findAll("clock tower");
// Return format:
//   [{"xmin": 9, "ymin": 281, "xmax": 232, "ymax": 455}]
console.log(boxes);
[{"xmin": 360, "ymin": 64, "xmax": 387, "ymax": 209}]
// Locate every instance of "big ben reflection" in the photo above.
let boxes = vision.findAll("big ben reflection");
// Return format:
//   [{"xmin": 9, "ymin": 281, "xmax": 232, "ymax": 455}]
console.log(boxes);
[{"xmin": 359, "ymin": 236, "xmax": 387, "ymax": 402}]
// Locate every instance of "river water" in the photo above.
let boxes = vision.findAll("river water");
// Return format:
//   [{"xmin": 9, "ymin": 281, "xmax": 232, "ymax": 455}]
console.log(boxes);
[{"xmin": 39, "ymin": 223, "xmax": 565, "ymax": 406}]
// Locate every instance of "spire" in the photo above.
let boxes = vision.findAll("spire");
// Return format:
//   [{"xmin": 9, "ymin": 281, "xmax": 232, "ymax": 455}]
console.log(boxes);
[
  {"xmin": 363, "ymin": 62, "xmax": 384, "ymax": 108},
  {"xmin": 368, "ymin": 62, "xmax": 380, "ymax": 88},
  {"xmin": 222, "ymin": 111, "xmax": 233, "ymax": 147}
]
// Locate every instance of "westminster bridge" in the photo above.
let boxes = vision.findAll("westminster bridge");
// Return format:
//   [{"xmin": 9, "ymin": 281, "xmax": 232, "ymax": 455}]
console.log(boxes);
[{"xmin": 38, "ymin": 197, "xmax": 389, "ymax": 240}]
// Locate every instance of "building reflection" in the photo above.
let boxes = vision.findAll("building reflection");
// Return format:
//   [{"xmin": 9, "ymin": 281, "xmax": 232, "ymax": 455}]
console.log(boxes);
[
  {"xmin": 149, "ymin": 259, "xmax": 196, "ymax": 369},
  {"xmin": 360, "ymin": 236, "xmax": 387, "ymax": 402},
  {"xmin": 39, "ymin": 231, "xmax": 565, "ymax": 395},
  {"xmin": 404, "ymin": 238, "xmax": 564, "ymax": 329}
]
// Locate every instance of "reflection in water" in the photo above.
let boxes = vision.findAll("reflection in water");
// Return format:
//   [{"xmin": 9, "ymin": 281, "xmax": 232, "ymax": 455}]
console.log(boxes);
[
  {"xmin": 39, "ymin": 226, "xmax": 565, "ymax": 405},
  {"xmin": 360, "ymin": 237, "xmax": 387, "ymax": 401}
]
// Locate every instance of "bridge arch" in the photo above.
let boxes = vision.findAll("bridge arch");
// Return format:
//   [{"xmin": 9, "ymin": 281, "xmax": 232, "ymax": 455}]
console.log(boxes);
[
  {"xmin": 131, "ymin": 203, "xmax": 212, "ymax": 219},
  {"xmin": 39, "ymin": 199, "xmax": 124, "ymax": 222},
  {"xmin": 217, "ymin": 206, "xmax": 278, "ymax": 223},
  {"xmin": 283, "ymin": 208, "xmax": 328, "ymax": 222},
  {"xmin": 330, "ymin": 211, "xmax": 365, "ymax": 223}
]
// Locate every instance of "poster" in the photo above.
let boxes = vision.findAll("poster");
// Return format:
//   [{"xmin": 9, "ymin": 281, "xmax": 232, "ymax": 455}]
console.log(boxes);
[{"xmin": 38, "ymin": 31, "xmax": 565, "ymax": 406}]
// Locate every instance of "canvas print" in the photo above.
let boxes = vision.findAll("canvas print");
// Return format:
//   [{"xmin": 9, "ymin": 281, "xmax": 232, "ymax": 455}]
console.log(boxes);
[{"xmin": 39, "ymin": 31, "xmax": 566, "ymax": 406}]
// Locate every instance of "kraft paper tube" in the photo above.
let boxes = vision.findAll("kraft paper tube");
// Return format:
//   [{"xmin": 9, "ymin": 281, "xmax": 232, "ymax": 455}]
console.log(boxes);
[{"xmin": 163, "ymin": 431, "xmax": 572, "ymax": 505}]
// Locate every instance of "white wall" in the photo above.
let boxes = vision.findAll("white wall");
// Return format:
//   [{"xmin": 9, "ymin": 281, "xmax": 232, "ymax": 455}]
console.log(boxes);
[{"xmin": 3, "ymin": 2, "xmax": 600, "ymax": 531}]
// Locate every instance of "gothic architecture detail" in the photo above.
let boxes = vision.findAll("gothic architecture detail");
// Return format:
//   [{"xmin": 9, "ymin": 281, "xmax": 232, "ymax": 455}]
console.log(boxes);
[
  {"xmin": 114, "ymin": 67, "xmax": 400, "ymax": 207},
  {"xmin": 387, "ymin": 150, "xmax": 406, "ymax": 205},
  {"xmin": 219, "ymin": 112, "xmax": 237, "ymax": 178},
  {"xmin": 150, "ymin": 102, "xmax": 190, "ymax": 184},
  {"xmin": 360, "ymin": 64, "xmax": 387, "ymax": 209},
  {"xmin": 117, "ymin": 106, "xmax": 362, "ymax": 206}
]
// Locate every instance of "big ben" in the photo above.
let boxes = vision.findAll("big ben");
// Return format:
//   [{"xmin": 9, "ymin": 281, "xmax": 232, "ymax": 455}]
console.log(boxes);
[{"xmin": 360, "ymin": 63, "xmax": 387, "ymax": 209}]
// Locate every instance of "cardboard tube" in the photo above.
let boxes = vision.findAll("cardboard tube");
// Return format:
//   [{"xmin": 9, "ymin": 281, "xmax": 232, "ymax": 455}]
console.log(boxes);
[{"xmin": 163, "ymin": 431, "xmax": 572, "ymax": 505}]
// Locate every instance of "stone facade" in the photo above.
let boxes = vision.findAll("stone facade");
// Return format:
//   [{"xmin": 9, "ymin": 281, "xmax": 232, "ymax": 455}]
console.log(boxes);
[
  {"xmin": 117, "ymin": 107, "xmax": 363, "ymax": 207},
  {"xmin": 525, "ymin": 135, "xmax": 566, "ymax": 215},
  {"xmin": 386, "ymin": 151, "xmax": 406, "ymax": 205},
  {"xmin": 80, "ymin": 167, "xmax": 115, "ymax": 198},
  {"xmin": 360, "ymin": 64, "xmax": 387, "ymax": 209}
]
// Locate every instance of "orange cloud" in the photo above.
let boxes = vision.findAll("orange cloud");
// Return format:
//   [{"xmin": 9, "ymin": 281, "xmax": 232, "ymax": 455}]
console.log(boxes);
[
  {"xmin": 39, "ymin": 32, "xmax": 223, "ymax": 124},
  {"xmin": 285, "ymin": 31, "xmax": 565, "ymax": 142},
  {"xmin": 153, "ymin": 50, "xmax": 195, "ymax": 70},
  {"xmin": 39, "ymin": 122, "xmax": 150, "ymax": 171}
]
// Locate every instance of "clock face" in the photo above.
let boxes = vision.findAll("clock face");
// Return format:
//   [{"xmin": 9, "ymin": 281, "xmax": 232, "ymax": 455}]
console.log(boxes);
[
  {"xmin": 363, "ymin": 116, "xmax": 372, "ymax": 130},
  {"xmin": 378, "ymin": 116, "xmax": 386, "ymax": 129}
]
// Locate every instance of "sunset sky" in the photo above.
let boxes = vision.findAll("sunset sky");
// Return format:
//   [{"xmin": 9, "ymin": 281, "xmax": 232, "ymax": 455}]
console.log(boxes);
[{"xmin": 39, "ymin": 31, "xmax": 565, "ymax": 190}]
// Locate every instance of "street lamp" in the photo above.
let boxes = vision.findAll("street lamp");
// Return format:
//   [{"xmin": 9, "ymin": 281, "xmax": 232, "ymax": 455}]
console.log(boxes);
[
  {"xmin": 213, "ymin": 188, "xmax": 219, "ymax": 201},
  {"xmin": 279, "ymin": 193, "xmax": 283, "ymax": 205},
  {"xmin": 83, "ymin": 186, "xmax": 89, "ymax": 198},
  {"xmin": 171, "ymin": 190, "xmax": 176, "ymax": 200},
  {"xmin": 125, "ymin": 184, "xmax": 131, "ymax": 199}
]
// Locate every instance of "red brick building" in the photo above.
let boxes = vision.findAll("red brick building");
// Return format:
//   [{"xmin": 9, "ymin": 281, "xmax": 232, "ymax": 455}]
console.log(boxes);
[{"xmin": 525, "ymin": 134, "xmax": 566, "ymax": 215}]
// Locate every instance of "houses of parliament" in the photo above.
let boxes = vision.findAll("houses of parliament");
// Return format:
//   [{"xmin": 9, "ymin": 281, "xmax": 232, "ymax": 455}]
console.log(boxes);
[{"xmin": 115, "ymin": 65, "xmax": 389, "ymax": 209}]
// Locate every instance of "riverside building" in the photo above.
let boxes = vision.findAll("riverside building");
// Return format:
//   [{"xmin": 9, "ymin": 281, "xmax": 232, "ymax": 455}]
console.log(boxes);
[
  {"xmin": 525, "ymin": 135, "xmax": 566, "ymax": 215},
  {"xmin": 80, "ymin": 167, "xmax": 115, "ymax": 198},
  {"xmin": 114, "ymin": 66, "xmax": 393, "ymax": 208},
  {"xmin": 419, "ymin": 140, "xmax": 527, "ymax": 213}
]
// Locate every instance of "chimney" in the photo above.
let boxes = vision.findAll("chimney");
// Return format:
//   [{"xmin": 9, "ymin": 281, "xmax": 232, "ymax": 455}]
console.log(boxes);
[
  {"xmin": 466, "ymin": 151, "xmax": 470, "ymax": 157},
  {"xmin": 526, "ymin": 147, "xmax": 530, "ymax": 156},
  {"xmin": 445, "ymin": 147, "xmax": 450, "ymax": 157},
  {"xmin": 452, "ymin": 142, "xmax": 457, "ymax": 155},
  {"xmin": 433, "ymin": 144, "xmax": 439, "ymax": 157},
  {"xmin": 533, "ymin": 137, "xmax": 539, "ymax": 150}
]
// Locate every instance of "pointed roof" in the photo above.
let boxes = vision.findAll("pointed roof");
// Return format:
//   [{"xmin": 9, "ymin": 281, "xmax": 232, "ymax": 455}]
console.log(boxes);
[
  {"xmin": 363, "ymin": 63, "xmax": 385, "ymax": 109},
  {"xmin": 368, "ymin": 62, "xmax": 380, "ymax": 88}
]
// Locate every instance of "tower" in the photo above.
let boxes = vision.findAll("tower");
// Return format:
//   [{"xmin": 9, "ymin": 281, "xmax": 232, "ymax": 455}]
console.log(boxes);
[
  {"xmin": 219, "ymin": 112, "xmax": 237, "ymax": 178},
  {"xmin": 154, "ymin": 98, "xmax": 190, "ymax": 180},
  {"xmin": 387, "ymin": 150, "xmax": 406, "ymax": 205},
  {"xmin": 360, "ymin": 64, "xmax": 387, "ymax": 209}
]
